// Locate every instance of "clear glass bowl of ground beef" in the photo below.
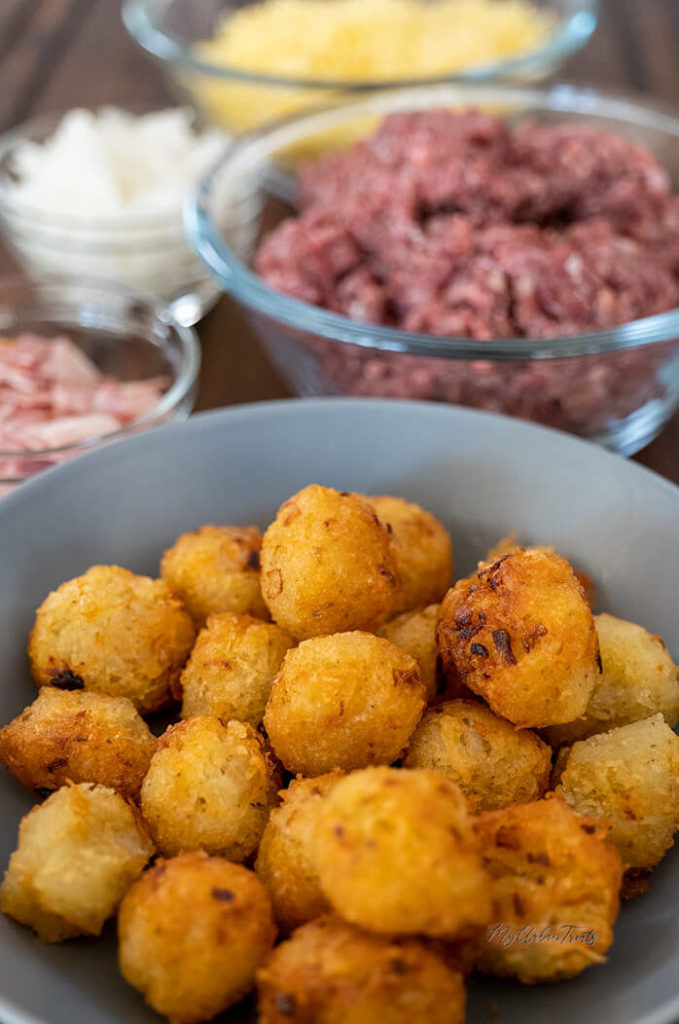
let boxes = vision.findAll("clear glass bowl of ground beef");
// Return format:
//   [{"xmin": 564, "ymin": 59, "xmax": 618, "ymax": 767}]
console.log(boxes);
[{"xmin": 188, "ymin": 83, "xmax": 679, "ymax": 455}]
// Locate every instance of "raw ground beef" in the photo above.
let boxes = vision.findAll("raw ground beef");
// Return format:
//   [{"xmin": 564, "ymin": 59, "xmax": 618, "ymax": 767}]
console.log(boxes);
[
  {"xmin": 257, "ymin": 111, "xmax": 679, "ymax": 336},
  {"xmin": 254, "ymin": 111, "xmax": 679, "ymax": 437}
]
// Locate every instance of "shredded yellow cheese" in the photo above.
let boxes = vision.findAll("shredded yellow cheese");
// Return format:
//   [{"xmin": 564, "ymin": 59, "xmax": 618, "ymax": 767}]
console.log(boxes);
[{"xmin": 188, "ymin": 0, "xmax": 554, "ymax": 132}]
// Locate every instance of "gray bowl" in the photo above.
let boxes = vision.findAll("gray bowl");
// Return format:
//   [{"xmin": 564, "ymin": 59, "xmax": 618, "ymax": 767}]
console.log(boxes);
[{"xmin": 0, "ymin": 398, "xmax": 677, "ymax": 1024}]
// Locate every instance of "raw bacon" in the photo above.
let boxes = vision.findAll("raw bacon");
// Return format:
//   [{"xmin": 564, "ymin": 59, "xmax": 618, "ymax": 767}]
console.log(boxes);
[{"xmin": 0, "ymin": 334, "xmax": 167, "ymax": 493}]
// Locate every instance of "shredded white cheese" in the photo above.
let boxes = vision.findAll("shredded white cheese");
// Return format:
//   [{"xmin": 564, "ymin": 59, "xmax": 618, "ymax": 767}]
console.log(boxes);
[
  {"xmin": 2, "ymin": 108, "xmax": 229, "ymax": 313},
  {"xmin": 8, "ymin": 107, "xmax": 225, "ymax": 220}
]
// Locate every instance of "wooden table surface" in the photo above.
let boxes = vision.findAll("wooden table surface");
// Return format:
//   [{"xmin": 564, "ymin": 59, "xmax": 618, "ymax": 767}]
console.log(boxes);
[{"xmin": 1, "ymin": 0, "xmax": 679, "ymax": 481}]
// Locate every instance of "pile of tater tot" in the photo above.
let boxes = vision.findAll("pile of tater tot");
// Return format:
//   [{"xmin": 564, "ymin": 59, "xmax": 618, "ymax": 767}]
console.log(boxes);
[{"xmin": 1, "ymin": 482, "xmax": 678, "ymax": 1024}]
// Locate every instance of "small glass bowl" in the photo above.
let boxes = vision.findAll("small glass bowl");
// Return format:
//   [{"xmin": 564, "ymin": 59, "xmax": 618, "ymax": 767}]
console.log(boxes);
[
  {"xmin": 123, "ymin": 0, "xmax": 599, "ymax": 135},
  {"xmin": 0, "ymin": 110, "xmax": 224, "ymax": 327},
  {"xmin": 187, "ymin": 81, "xmax": 679, "ymax": 456},
  {"xmin": 0, "ymin": 275, "xmax": 200, "ymax": 496}
]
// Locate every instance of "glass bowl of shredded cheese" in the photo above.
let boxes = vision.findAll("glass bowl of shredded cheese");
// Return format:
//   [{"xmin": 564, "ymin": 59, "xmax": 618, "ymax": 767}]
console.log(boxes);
[
  {"xmin": 0, "ymin": 107, "xmax": 227, "ymax": 326},
  {"xmin": 123, "ymin": 0, "xmax": 599, "ymax": 135}
]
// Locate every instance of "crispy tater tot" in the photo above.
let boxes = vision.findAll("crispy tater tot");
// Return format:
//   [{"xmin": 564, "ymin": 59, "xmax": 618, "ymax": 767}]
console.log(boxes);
[
  {"xmin": 475, "ymin": 797, "xmax": 622, "ymax": 983},
  {"xmin": 437, "ymin": 549, "xmax": 599, "ymax": 728},
  {"xmin": 1, "ymin": 782, "xmax": 153, "ymax": 941},
  {"xmin": 119, "ymin": 852, "xmax": 276, "ymax": 1024},
  {"xmin": 255, "ymin": 772, "xmax": 344, "ymax": 934},
  {"xmin": 28, "ymin": 565, "xmax": 195, "ymax": 713},
  {"xmin": 404, "ymin": 700, "xmax": 551, "ymax": 812},
  {"xmin": 264, "ymin": 632, "xmax": 426, "ymax": 775},
  {"xmin": 260, "ymin": 485, "xmax": 396, "ymax": 639},
  {"xmin": 161, "ymin": 524, "xmax": 268, "ymax": 626},
  {"xmin": 180, "ymin": 612, "xmax": 294, "ymax": 725},
  {"xmin": 140, "ymin": 716, "xmax": 280, "ymax": 860},
  {"xmin": 0, "ymin": 688, "xmax": 157, "ymax": 801},
  {"xmin": 377, "ymin": 603, "xmax": 442, "ymax": 701},
  {"xmin": 556, "ymin": 714, "xmax": 679, "ymax": 878},
  {"xmin": 369, "ymin": 496, "xmax": 453, "ymax": 614},
  {"xmin": 481, "ymin": 539, "xmax": 597, "ymax": 606},
  {"xmin": 545, "ymin": 613, "xmax": 679, "ymax": 746},
  {"xmin": 314, "ymin": 767, "xmax": 491, "ymax": 939},
  {"xmin": 257, "ymin": 915, "xmax": 466, "ymax": 1024}
]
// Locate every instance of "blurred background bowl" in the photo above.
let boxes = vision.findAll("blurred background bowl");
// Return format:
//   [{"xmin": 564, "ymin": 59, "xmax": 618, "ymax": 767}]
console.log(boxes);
[
  {"xmin": 123, "ymin": 0, "xmax": 599, "ymax": 134},
  {"xmin": 187, "ymin": 81, "xmax": 679, "ymax": 456},
  {"xmin": 0, "ymin": 275, "xmax": 199, "ymax": 495},
  {"xmin": 0, "ymin": 111, "xmax": 223, "ymax": 327}
]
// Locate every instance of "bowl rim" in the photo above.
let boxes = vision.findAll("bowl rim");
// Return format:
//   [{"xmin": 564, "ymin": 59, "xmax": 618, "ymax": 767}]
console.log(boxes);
[
  {"xmin": 0, "ymin": 107, "xmax": 228, "ymax": 235},
  {"xmin": 122, "ymin": 0, "xmax": 599, "ymax": 90},
  {"xmin": 187, "ymin": 80, "xmax": 679, "ymax": 362},
  {"xmin": 4, "ymin": 394, "xmax": 679, "ymax": 512},
  {"xmin": 0, "ymin": 273, "xmax": 201, "ymax": 467}
]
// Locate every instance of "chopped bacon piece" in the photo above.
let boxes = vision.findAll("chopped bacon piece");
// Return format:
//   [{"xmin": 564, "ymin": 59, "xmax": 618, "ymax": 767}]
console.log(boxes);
[{"xmin": 0, "ymin": 334, "xmax": 167, "ymax": 493}]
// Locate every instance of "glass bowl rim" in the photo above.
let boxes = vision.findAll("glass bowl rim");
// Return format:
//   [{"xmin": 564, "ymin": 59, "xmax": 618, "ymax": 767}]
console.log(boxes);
[
  {"xmin": 186, "ymin": 80, "xmax": 679, "ymax": 363},
  {"xmin": 0, "ymin": 273, "xmax": 201, "ymax": 461},
  {"xmin": 122, "ymin": 0, "xmax": 599, "ymax": 90},
  {"xmin": 0, "ymin": 108, "xmax": 229, "ymax": 234}
]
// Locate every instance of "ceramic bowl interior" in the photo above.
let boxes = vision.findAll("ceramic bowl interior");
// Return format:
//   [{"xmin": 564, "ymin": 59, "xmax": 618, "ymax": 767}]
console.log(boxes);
[{"xmin": 0, "ymin": 398, "xmax": 677, "ymax": 1024}]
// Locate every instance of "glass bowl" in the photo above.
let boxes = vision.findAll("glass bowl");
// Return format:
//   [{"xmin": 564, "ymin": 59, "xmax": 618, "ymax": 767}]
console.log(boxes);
[
  {"xmin": 123, "ymin": 0, "xmax": 599, "ymax": 135},
  {"xmin": 187, "ymin": 81, "xmax": 679, "ymax": 456},
  {"xmin": 0, "ymin": 275, "xmax": 200, "ymax": 496},
  {"xmin": 0, "ymin": 110, "xmax": 224, "ymax": 327}
]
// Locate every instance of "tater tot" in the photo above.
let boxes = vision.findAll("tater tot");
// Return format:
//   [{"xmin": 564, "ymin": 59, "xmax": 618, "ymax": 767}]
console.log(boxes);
[
  {"xmin": 257, "ymin": 915, "xmax": 466, "ymax": 1024},
  {"xmin": 260, "ymin": 485, "xmax": 396, "ymax": 639},
  {"xmin": 369, "ymin": 496, "xmax": 453, "ymax": 615},
  {"xmin": 481, "ymin": 540, "xmax": 597, "ymax": 606},
  {"xmin": 28, "ymin": 565, "xmax": 195, "ymax": 713},
  {"xmin": 556, "ymin": 714, "xmax": 679, "ymax": 877},
  {"xmin": 1, "ymin": 783, "xmax": 153, "ymax": 941},
  {"xmin": 119, "ymin": 852, "xmax": 276, "ymax": 1024},
  {"xmin": 0, "ymin": 689, "xmax": 156, "ymax": 801},
  {"xmin": 377, "ymin": 604, "xmax": 442, "ymax": 701},
  {"xmin": 475, "ymin": 797, "xmax": 622, "ymax": 983},
  {"xmin": 160, "ymin": 524, "xmax": 268, "ymax": 626},
  {"xmin": 314, "ymin": 767, "xmax": 491, "ymax": 939},
  {"xmin": 180, "ymin": 612, "xmax": 294, "ymax": 725},
  {"xmin": 255, "ymin": 772, "xmax": 344, "ymax": 934},
  {"xmin": 545, "ymin": 613, "xmax": 679, "ymax": 746},
  {"xmin": 264, "ymin": 632, "xmax": 426, "ymax": 775},
  {"xmin": 404, "ymin": 700, "xmax": 551, "ymax": 812},
  {"xmin": 141, "ymin": 716, "xmax": 280, "ymax": 860},
  {"xmin": 437, "ymin": 549, "xmax": 599, "ymax": 728}
]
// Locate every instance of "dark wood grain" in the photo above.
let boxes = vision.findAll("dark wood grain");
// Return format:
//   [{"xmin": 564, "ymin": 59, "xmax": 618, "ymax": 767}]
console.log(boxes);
[{"xmin": 0, "ymin": 1, "xmax": 678, "ymax": 480}]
